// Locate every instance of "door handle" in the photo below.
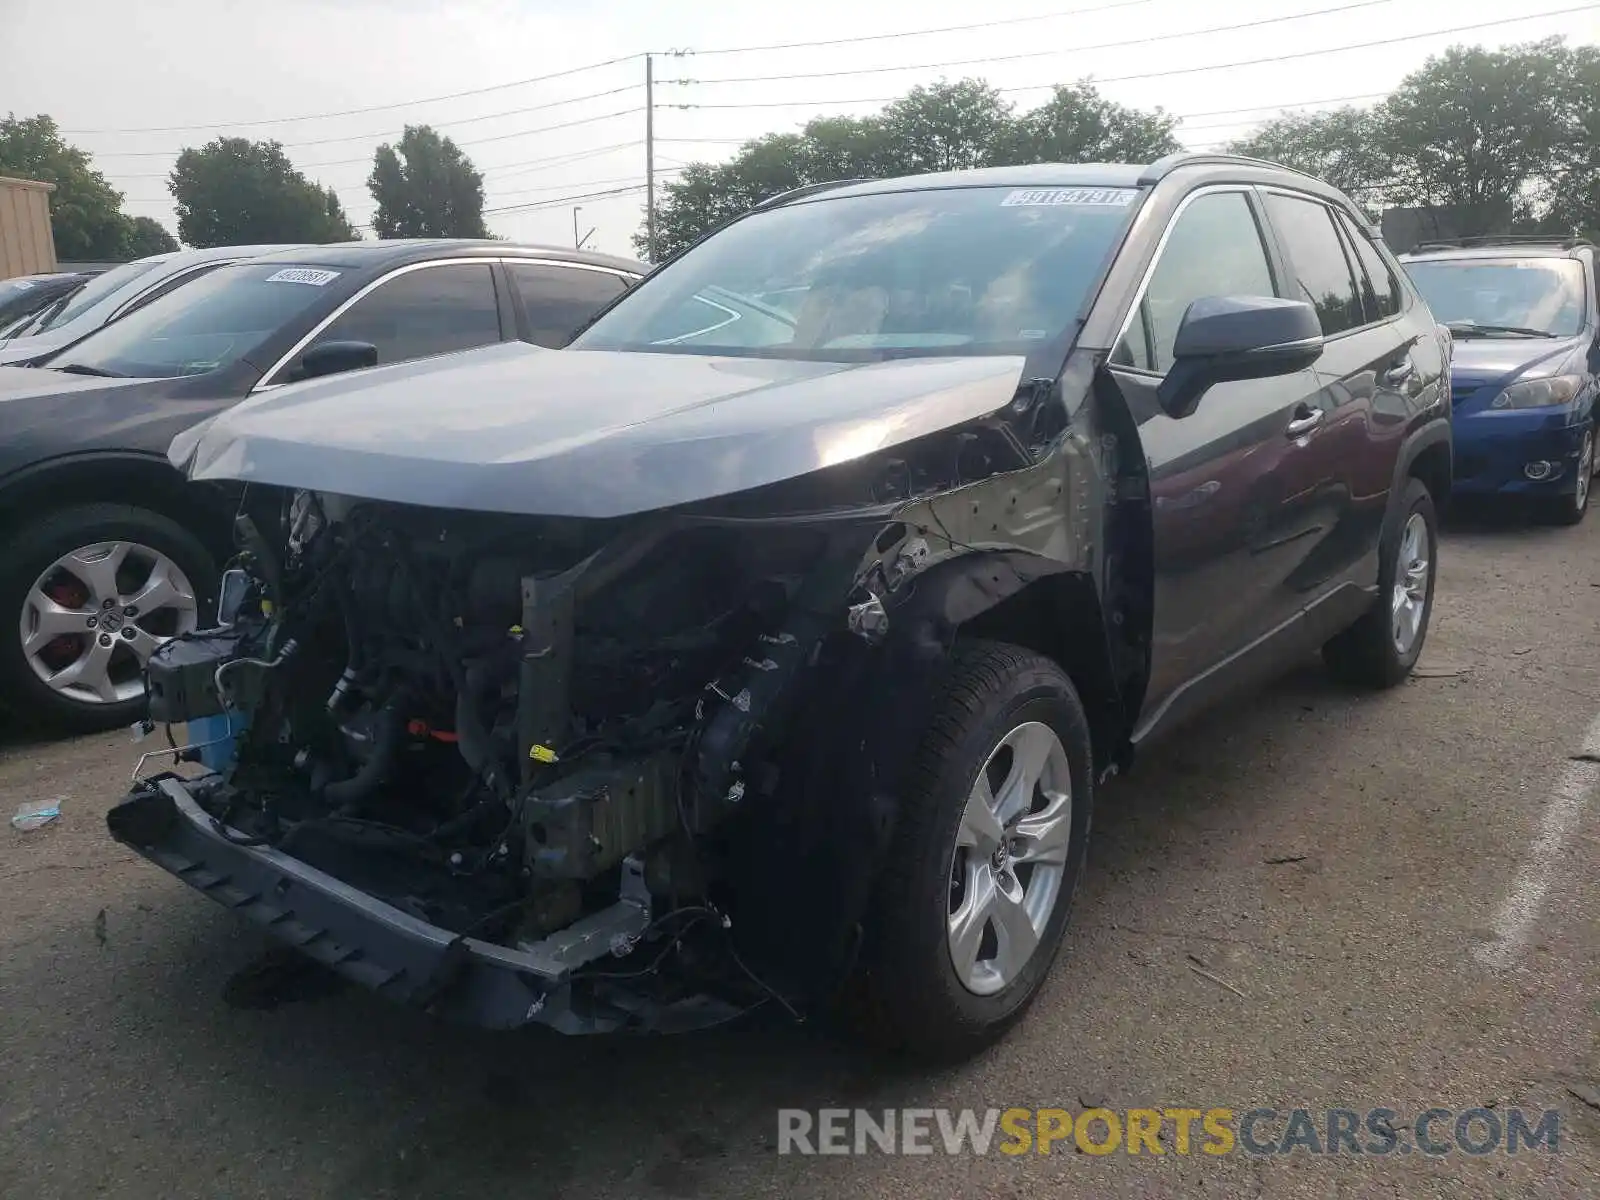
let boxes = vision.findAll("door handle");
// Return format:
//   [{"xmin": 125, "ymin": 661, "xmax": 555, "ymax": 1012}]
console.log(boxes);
[
  {"xmin": 1383, "ymin": 359, "xmax": 1416, "ymax": 385},
  {"xmin": 1285, "ymin": 407, "xmax": 1325, "ymax": 438}
]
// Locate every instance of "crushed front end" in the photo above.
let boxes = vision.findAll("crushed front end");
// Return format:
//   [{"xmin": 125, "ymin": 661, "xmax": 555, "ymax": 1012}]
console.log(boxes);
[{"xmin": 110, "ymin": 490, "xmax": 892, "ymax": 1033}]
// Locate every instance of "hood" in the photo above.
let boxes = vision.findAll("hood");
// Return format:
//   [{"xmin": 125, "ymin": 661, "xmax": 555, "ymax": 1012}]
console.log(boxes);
[
  {"xmin": 0, "ymin": 364, "xmax": 149, "ymax": 402},
  {"xmin": 1448, "ymin": 334, "xmax": 1587, "ymax": 390},
  {"xmin": 0, "ymin": 327, "xmax": 80, "ymax": 365},
  {"xmin": 175, "ymin": 341, "xmax": 1030, "ymax": 519}
]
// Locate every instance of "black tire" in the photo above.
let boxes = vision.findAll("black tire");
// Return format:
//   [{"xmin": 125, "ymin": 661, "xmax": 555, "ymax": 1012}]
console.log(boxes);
[
  {"xmin": 0, "ymin": 504, "xmax": 217, "ymax": 734},
  {"xmin": 1323, "ymin": 477, "xmax": 1438, "ymax": 688},
  {"xmin": 844, "ymin": 640, "xmax": 1094, "ymax": 1061},
  {"xmin": 1540, "ymin": 423, "xmax": 1593, "ymax": 526}
]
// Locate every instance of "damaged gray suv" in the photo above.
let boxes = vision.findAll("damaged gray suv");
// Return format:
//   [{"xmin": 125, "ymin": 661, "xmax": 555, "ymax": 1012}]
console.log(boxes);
[{"xmin": 109, "ymin": 154, "xmax": 1452, "ymax": 1059}]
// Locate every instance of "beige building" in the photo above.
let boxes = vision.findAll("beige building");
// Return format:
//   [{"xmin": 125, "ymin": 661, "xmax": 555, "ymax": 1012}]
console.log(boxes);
[{"xmin": 0, "ymin": 175, "xmax": 58, "ymax": 279}]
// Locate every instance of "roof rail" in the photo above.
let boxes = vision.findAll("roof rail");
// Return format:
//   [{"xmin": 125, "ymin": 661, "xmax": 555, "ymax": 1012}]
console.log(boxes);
[
  {"xmin": 1410, "ymin": 233, "xmax": 1594, "ymax": 253},
  {"xmin": 753, "ymin": 178, "xmax": 874, "ymax": 210},
  {"xmin": 1136, "ymin": 152, "xmax": 1325, "ymax": 187}
]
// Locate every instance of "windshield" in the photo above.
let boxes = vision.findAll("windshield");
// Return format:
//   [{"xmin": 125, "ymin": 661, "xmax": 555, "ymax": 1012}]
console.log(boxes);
[
  {"xmin": 1405, "ymin": 257, "xmax": 1587, "ymax": 337},
  {"xmin": 573, "ymin": 184, "xmax": 1141, "ymax": 360},
  {"xmin": 49, "ymin": 262, "xmax": 342, "ymax": 379},
  {"xmin": 36, "ymin": 258, "xmax": 163, "ymax": 330}
]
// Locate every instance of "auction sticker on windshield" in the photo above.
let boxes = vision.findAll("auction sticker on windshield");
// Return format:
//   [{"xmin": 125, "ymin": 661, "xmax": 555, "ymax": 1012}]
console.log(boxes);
[
  {"xmin": 264, "ymin": 268, "xmax": 341, "ymax": 286},
  {"xmin": 1001, "ymin": 188, "xmax": 1137, "ymax": 207}
]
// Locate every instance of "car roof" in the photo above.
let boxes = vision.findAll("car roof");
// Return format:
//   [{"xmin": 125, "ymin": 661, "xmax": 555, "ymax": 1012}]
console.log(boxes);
[
  {"xmin": 245, "ymin": 240, "xmax": 646, "ymax": 274},
  {"xmin": 762, "ymin": 154, "xmax": 1364, "ymax": 215},
  {"xmin": 133, "ymin": 243, "xmax": 311, "ymax": 267},
  {"xmin": 1400, "ymin": 243, "xmax": 1592, "ymax": 262}
]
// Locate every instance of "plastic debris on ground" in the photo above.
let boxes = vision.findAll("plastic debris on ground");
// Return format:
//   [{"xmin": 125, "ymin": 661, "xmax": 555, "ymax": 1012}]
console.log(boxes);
[{"xmin": 11, "ymin": 800, "xmax": 63, "ymax": 832}]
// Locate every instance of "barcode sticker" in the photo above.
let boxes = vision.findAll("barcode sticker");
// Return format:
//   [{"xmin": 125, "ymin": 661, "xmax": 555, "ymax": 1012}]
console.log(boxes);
[
  {"xmin": 1001, "ymin": 188, "xmax": 1137, "ymax": 208},
  {"xmin": 265, "ymin": 267, "xmax": 341, "ymax": 286}
]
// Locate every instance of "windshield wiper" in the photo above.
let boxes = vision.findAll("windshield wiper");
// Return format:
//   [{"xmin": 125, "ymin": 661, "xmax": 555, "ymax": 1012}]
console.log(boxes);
[
  {"xmin": 1444, "ymin": 321, "xmax": 1558, "ymax": 339},
  {"xmin": 53, "ymin": 363, "xmax": 126, "ymax": 378}
]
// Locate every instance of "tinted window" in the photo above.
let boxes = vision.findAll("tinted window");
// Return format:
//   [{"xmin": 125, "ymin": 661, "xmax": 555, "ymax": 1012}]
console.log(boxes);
[
  {"xmin": 302, "ymin": 263, "xmax": 501, "ymax": 371},
  {"xmin": 1403, "ymin": 258, "xmax": 1586, "ymax": 337},
  {"xmin": 575, "ymin": 185, "xmax": 1141, "ymax": 360},
  {"xmin": 1335, "ymin": 212, "xmax": 1403, "ymax": 323},
  {"xmin": 38, "ymin": 258, "xmax": 162, "ymax": 329},
  {"xmin": 1114, "ymin": 190, "xmax": 1276, "ymax": 373},
  {"xmin": 1264, "ymin": 193, "xmax": 1364, "ymax": 336},
  {"xmin": 50, "ymin": 263, "xmax": 343, "ymax": 379},
  {"xmin": 509, "ymin": 263, "xmax": 628, "ymax": 348}
]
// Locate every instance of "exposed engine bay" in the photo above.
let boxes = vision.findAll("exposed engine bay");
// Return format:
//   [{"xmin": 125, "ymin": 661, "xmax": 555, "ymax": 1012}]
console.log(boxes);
[{"xmin": 129, "ymin": 487, "xmax": 904, "ymax": 1031}]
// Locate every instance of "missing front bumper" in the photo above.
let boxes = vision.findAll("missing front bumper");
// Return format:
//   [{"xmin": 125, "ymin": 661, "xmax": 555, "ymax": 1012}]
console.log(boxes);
[{"xmin": 106, "ymin": 776, "xmax": 740, "ymax": 1034}]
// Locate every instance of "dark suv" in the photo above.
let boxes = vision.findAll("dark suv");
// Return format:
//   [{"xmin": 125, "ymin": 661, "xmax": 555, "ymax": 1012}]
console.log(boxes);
[
  {"xmin": 110, "ymin": 154, "xmax": 1451, "ymax": 1060},
  {"xmin": 1400, "ymin": 236, "xmax": 1598, "ymax": 523}
]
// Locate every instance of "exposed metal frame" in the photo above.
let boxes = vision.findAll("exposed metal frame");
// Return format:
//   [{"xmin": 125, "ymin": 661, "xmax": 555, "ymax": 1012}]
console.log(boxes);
[{"xmin": 251, "ymin": 256, "xmax": 640, "ymax": 393}]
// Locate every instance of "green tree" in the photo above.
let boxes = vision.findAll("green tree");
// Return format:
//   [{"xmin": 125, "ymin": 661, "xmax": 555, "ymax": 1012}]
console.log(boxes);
[
  {"xmin": 367, "ymin": 125, "xmax": 487, "ymax": 239},
  {"xmin": 877, "ymin": 80, "xmax": 1014, "ymax": 174},
  {"xmin": 169, "ymin": 138, "xmax": 356, "ymax": 247},
  {"xmin": 119, "ymin": 215, "xmax": 178, "ymax": 257},
  {"xmin": 641, "ymin": 77, "xmax": 1177, "ymax": 260},
  {"xmin": 0, "ymin": 114, "xmax": 129, "ymax": 259},
  {"xmin": 1376, "ymin": 38, "xmax": 1574, "ymax": 234},
  {"xmin": 1540, "ymin": 43, "xmax": 1600, "ymax": 238},
  {"xmin": 1224, "ymin": 107, "xmax": 1388, "ymax": 204},
  {"xmin": 989, "ymin": 83, "xmax": 1180, "ymax": 166}
]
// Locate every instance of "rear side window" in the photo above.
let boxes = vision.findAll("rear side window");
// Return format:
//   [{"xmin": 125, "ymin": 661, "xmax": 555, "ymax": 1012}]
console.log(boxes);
[
  {"xmin": 508, "ymin": 264, "xmax": 630, "ymax": 348},
  {"xmin": 1114, "ymin": 190, "xmax": 1276, "ymax": 373},
  {"xmin": 1263, "ymin": 193, "xmax": 1365, "ymax": 336},
  {"xmin": 1335, "ymin": 211, "xmax": 1403, "ymax": 323},
  {"xmin": 304, "ymin": 263, "xmax": 501, "ymax": 369}
]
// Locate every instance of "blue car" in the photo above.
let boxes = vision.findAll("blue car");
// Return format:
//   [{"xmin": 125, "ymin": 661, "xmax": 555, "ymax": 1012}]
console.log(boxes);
[{"xmin": 1401, "ymin": 237, "xmax": 1599, "ymax": 524}]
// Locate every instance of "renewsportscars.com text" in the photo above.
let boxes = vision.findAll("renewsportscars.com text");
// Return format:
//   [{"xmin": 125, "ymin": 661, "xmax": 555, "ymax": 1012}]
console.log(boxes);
[{"xmin": 776, "ymin": 1107, "xmax": 1562, "ymax": 1157}]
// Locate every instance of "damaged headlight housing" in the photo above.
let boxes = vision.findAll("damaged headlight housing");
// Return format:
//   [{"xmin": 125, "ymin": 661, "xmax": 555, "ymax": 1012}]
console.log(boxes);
[{"xmin": 1490, "ymin": 374, "xmax": 1585, "ymax": 410}]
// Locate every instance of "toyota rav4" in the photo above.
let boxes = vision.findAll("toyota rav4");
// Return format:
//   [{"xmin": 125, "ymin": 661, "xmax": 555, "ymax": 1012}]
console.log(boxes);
[{"xmin": 108, "ymin": 154, "xmax": 1452, "ymax": 1060}]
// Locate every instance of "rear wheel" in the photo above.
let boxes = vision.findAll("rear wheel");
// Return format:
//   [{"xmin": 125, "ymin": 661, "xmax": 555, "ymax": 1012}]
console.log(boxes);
[
  {"xmin": 845, "ymin": 641, "xmax": 1094, "ymax": 1060},
  {"xmin": 0, "ymin": 504, "xmax": 215, "ymax": 733},
  {"xmin": 1323, "ymin": 477, "xmax": 1437, "ymax": 688}
]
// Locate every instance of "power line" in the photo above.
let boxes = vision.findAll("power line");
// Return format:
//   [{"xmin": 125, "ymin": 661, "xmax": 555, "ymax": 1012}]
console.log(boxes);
[
  {"xmin": 109, "ymin": 141, "xmax": 647, "ymax": 202},
  {"xmin": 665, "ymin": 0, "xmax": 1158, "ymax": 57},
  {"xmin": 668, "ymin": 0, "xmax": 1398, "ymax": 87},
  {"xmin": 59, "ymin": 54, "xmax": 645, "ymax": 135},
  {"xmin": 484, "ymin": 183, "xmax": 649, "ymax": 216},
  {"xmin": 485, "ymin": 167, "xmax": 684, "ymax": 203},
  {"xmin": 58, "ymin": 3, "xmax": 1158, "ymax": 138},
  {"xmin": 1089, "ymin": 4, "xmax": 1599, "ymax": 84},
  {"xmin": 665, "ymin": 5, "xmax": 1594, "ymax": 110},
  {"xmin": 103, "ymin": 109, "xmax": 644, "ymax": 178},
  {"xmin": 86, "ymin": 85, "xmax": 645, "ymax": 156}
]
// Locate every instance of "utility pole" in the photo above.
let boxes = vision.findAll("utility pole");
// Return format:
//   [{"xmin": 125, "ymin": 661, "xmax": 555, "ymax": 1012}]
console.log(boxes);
[
  {"xmin": 645, "ymin": 53, "xmax": 656, "ymax": 263},
  {"xmin": 572, "ymin": 205, "xmax": 582, "ymax": 249}
]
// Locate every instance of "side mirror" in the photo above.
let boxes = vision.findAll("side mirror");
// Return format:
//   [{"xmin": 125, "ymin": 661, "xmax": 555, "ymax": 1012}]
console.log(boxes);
[
  {"xmin": 292, "ymin": 339, "xmax": 378, "ymax": 382},
  {"xmin": 1156, "ymin": 296, "xmax": 1323, "ymax": 419}
]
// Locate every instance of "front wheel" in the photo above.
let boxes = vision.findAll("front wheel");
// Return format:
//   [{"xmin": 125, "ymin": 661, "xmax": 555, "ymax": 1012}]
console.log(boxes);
[
  {"xmin": 1541, "ymin": 424, "xmax": 1594, "ymax": 526},
  {"xmin": 845, "ymin": 640, "xmax": 1094, "ymax": 1060},
  {"xmin": 0, "ymin": 504, "xmax": 216, "ymax": 733},
  {"xmin": 1323, "ymin": 476, "xmax": 1438, "ymax": 688}
]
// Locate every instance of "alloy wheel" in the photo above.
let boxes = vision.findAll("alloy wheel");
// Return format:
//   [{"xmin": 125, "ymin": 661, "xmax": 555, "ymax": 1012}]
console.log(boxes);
[
  {"xmin": 19, "ymin": 541, "xmax": 199, "ymax": 706},
  {"xmin": 1391, "ymin": 512, "xmax": 1431, "ymax": 657},
  {"xmin": 947, "ymin": 720, "xmax": 1073, "ymax": 996}
]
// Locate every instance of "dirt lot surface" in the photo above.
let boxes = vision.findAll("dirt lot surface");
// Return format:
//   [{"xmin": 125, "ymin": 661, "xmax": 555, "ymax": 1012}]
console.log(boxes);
[{"xmin": 2, "ymin": 509, "xmax": 1598, "ymax": 1199}]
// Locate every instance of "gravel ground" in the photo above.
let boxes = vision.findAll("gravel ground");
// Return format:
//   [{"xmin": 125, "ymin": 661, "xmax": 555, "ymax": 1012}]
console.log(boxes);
[{"xmin": 1, "ymin": 507, "xmax": 1597, "ymax": 1200}]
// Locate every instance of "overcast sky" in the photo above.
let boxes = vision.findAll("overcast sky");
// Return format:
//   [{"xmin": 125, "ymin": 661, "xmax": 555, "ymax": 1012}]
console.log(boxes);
[{"xmin": 4, "ymin": 0, "xmax": 1597, "ymax": 260}]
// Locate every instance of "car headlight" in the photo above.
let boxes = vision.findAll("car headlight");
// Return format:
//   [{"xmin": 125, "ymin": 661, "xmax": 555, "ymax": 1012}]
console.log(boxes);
[{"xmin": 1490, "ymin": 374, "xmax": 1585, "ymax": 409}]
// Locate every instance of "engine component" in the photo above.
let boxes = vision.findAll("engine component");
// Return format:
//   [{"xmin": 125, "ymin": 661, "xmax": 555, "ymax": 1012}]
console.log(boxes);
[
  {"xmin": 145, "ymin": 630, "xmax": 249, "ymax": 723},
  {"xmin": 517, "ymin": 573, "xmax": 574, "ymax": 787},
  {"xmin": 521, "ymin": 751, "xmax": 684, "ymax": 880}
]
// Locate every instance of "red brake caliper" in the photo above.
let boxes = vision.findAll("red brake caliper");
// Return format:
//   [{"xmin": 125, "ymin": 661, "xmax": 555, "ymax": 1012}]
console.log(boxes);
[{"xmin": 38, "ymin": 576, "xmax": 91, "ymax": 670}]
